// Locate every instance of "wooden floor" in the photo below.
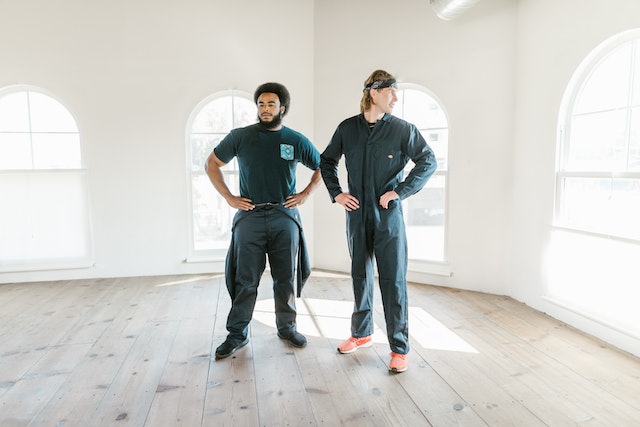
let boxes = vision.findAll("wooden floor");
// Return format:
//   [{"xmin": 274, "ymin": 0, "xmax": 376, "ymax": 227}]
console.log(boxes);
[{"xmin": 1, "ymin": 272, "xmax": 640, "ymax": 427}]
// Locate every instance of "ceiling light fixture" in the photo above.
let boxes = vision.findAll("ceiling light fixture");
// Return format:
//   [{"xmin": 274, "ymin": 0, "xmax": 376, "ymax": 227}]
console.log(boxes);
[{"xmin": 430, "ymin": 0, "xmax": 481, "ymax": 20}]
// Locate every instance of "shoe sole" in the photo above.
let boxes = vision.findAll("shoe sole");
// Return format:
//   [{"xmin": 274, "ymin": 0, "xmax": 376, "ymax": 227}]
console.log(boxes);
[
  {"xmin": 337, "ymin": 341, "xmax": 372, "ymax": 354},
  {"xmin": 389, "ymin": 366, "xmax": 407, "ymax": 374},
  {"xmin": 215, "ymin": 339, "xmax": 249, "ymax": 360}
]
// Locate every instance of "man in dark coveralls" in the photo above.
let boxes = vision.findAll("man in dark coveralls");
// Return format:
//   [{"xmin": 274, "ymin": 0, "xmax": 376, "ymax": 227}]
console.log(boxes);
[
  {"xmin": 205, "ymin": 82, "xmax": 321, "ymax": 359},
  {"xmin": 320, "ymin": 70, "xmax": 437, "ymax": 373}
]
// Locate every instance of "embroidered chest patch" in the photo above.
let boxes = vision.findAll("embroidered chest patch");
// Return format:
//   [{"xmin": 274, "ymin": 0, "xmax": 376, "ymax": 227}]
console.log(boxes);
[{"xmin": 280, "ymin": 144, "xmax": 294, "ymax": 160}]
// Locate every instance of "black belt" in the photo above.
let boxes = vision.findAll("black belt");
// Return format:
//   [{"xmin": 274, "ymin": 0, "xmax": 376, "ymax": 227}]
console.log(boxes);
[{"xmin": 253, "ymin": 202, "xmax": 282, "ymax": 210}]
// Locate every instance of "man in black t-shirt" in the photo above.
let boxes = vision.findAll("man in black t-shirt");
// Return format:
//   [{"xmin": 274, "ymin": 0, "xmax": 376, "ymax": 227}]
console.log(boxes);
[{"xmin": 205, "ymin": 82, "xmax": 321, "ymax": 359}]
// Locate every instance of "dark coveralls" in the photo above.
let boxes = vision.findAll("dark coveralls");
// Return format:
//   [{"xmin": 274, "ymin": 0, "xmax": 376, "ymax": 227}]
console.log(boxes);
[
  {"xmin": 320, "ymin": 113, "xmax": 437, "ymax": 354},
  {"xmin": 214, "ymin": 124, "xmax": 320, "ymax": 344}
]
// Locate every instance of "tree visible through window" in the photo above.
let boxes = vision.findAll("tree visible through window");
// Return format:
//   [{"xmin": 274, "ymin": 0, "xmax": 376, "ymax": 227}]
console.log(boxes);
[
  {"xmin": 0, "ymin": 87, "xmax": 92, "ymax": 271},
  {"xmin": 393, "ymin": 85, "xmax": 449, "ymax": 262},
  {"xmin": 187, "ymin": 91, "xmax": 256, "ymax": 257}
]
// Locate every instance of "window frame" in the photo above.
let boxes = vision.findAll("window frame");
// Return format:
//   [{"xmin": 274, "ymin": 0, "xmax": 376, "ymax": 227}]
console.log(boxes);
[
  {"xmin": 0, "ymin": 85, "xmax": 93, "ymax": 272},
  {"xmin": 555, "ymin": 29, "xmax": 640, "ymax": 243},
  {"xmin": 185, "ymin": 89, "xmax": 256, "ymax": 262},
  {"xmin": 395, "ymin": 83, "xmax": 451, "ymax": 275}
]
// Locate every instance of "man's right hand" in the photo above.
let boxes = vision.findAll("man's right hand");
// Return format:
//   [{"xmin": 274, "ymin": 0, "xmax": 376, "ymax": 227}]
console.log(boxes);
[
  {"xmin": 335, "ymin": 193, "xmax": 360, "ymax": 211},
  {"xmin": 226, "ymin": 196, "xmax": 255, "ymax": 211}
]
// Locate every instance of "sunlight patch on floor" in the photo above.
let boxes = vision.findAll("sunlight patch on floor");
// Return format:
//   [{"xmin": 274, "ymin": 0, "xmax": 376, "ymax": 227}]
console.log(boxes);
[
  {"xmin": 408, "ymin": 306, "xmax": 477, "ymax": 353},
  {"xmin": 154, "ymin": 274, "xmax": 224, "ymax": 287},
  {"xmin": 253, "ymin": 297, "xmax": 477, "ymax": 353}
]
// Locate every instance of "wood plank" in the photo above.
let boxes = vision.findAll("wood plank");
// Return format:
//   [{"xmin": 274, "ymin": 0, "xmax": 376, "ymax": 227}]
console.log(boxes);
[
  {"xmin": 202, "ymin": 275, "xmax": 259, "ymax": 426},
  {"xmin": 294, "ymin": 333, "xmax": 381, "ymax": 426},
  {"xmin": 0, "ymin": 280, "xmax": 91, "ymax": 351},
  {"xmin": 0, "ymin": 341, "xmax": 93, "ymax": 425},
  {"xmin": 0, "ymin": 279, "xmax": 103, "ymax": 404},
  {"xmin": 248, "ymin": 276, "xmax": 317, "ymax": 425},
  {"xmin": 144, "ymin": 275, "xmax": 221, "ymax": 426},
  {"xmin": 1, "ymin": 274, "xmax": 640, "ymax": 426},
  {"xmin": 305, "ymin": 274, "xmax": 432, "ymax": 426},
  {"xmin": 250, "ymin": 319, "xmax": 317, "ymax": 425},
  {"xmin": 88, "ymin": 277, "xmax": 188, "ymax": 425},
  {"xmin": 410, "ymin": 284, "xmax": 639, "ymax": 425},
  {"xmin": 26, "ymin": 277, "xmax": 156, "ymax": 426}
]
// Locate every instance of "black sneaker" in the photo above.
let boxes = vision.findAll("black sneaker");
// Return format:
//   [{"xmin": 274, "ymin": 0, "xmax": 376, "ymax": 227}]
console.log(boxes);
[
  {"xmin": 277, "ymin": 331, "xmax": 307, "ymax": 348},
  {"xmin": 215, "ymin": 338, "xmax": 249, "ymax": 360}
]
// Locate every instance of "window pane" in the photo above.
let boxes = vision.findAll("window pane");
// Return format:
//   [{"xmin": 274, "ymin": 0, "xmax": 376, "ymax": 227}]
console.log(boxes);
[
  {"xmin": 630, "ymin": 107, "xmax": 640, "ymax": 171},
  {"xmin": 573, "ymin": 42, "xmax": 632, "ymax": 114},
  {"xmin": 401, "ymin": 90, "xmax": 430, "ymax": 128},
  {"xmin": 396, "ymin": 90, "xmax": 448, "ymax": 130},
  {"xmin": 189, "ymin": 92, "xmax": 256, "ymax": 254},
  {"xmin": 567, "ymin": 110, "xmax": 627, "ymax": 171},
  {"xmin": 0, "ymin": 172, "xmax": 91, "ymax": 264},
  {"xmin": 559, "ymin": 177, "xmax": 640, "ymax": 240},
  {"xmin": 0, "ymin": 92, "xmax": 30, "ymax": 132},
  {"xmin": 191, "ymin": 97, "xmax": 233, "ymax": 133},
  {"xmin": 0, "ymin": 133, "xmax": 32, "ymax": 169},
  {"xmin": 403, "ymin": 90, "xmax": 448, "ymax": 129},
  {"xmin": 191, "ymin": 173, "xmax": 232, "ymax": 250},
  {"xmin": 233, "ymin": 97, "xmax": 258, "ymax": 128},
  {"xmin": 633, "ymin": 41, "xmax": 640, "ymax": 106},
  {"xmin": 32, "ymin": 133, "xmax": 82, "ymax": 169},
  {"xmin": 0, "ymin": 88, "xmax": 89, "ymax": 270},
  {"xmin": 395, "ymin": 90, "xmax": 406, "ymax": 116},
  {"xmin": 404, "ymin": 175, "xmax": 445, "ymax": 260},
  {"xmin": 190, "ymin": 134, "xmax": 222, "ymax": 171},
  {"xmin": 395, "ymin": 86, "xmax": 448, "ymax": 262},
  {"xmin": 422, "ymin": 129, "xmax": 448, "ymax": 168},
  {"xmin": 29, "ymin": 92, "xmax": 79, "ymax": 133}
]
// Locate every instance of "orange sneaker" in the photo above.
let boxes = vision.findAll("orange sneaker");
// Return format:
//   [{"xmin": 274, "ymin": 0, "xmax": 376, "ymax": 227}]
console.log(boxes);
[
  {"xmin": 388, "ymin": 352, "xmax": 408, "ymax": 373},
  {"xmin": 337, "ymin": 336, "xmax": 372, "ymax": 354}
]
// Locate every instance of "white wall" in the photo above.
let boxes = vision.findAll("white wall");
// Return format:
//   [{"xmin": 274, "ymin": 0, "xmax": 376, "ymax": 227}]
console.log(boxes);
[
  {"xmin": 511, "ymin": 0, "xmax": 640, "ymax": 356},
  {"xmin": 0, "ymin": 0, "xmax": 316, "ymax": 282}
]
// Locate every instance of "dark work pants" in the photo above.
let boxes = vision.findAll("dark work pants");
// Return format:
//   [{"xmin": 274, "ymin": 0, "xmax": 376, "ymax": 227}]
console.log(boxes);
[
  {"xmin": 225, "ymin": 207, "xmax": 299, "ymax": 343},
  {"xmin": 346, "ymin": 200, "xmax": 409, "ymax": 354}
]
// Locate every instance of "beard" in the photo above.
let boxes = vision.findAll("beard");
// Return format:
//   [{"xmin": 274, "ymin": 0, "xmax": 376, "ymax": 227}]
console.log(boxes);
[{"xmin": 258, "ymin": 113, "xmax": 283, "ymax": 130}]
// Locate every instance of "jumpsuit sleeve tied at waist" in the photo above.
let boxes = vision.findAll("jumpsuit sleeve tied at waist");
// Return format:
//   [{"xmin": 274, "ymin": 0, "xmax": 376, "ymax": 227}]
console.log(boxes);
[{"xmin": 224, "ymin": 206, "xmax": 311, "ymax": 299}]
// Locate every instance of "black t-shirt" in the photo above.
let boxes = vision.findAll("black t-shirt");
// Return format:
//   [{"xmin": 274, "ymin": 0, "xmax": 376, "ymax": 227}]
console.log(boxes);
[{"xmin": 214, "ymin": 124, "xmax": 320, "ymax": 204}]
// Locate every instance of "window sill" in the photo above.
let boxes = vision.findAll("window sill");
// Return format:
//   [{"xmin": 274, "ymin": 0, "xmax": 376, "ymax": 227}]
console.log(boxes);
[
  {"xmin": 184, "ymin": 255, "xmax": 225, "ymax": 264},
  {"xmin": 552, "ymin": 224, "xmax": 640, "ymax": 245},
  {"xmin": 408, "ymin": 259, "xmax": 452, "ymax": 277},
  {"xmin": 0, "ymin": 258, "xmax": 95, "ymax": 273}
]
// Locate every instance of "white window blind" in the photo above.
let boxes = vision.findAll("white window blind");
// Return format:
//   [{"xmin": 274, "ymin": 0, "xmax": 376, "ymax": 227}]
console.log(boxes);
[{"xmin": 0, "ymin": 87, "xmax": 92, "ymax": 272}]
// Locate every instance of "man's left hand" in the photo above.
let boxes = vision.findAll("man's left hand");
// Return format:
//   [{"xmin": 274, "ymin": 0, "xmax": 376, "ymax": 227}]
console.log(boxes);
[
  {"xmin": 284, "ymin": 192, "xmax": 308, "ymax": 209},
  {"xmin": 379, "ymin": 191, "xmax": 399, "ymax": 209}
]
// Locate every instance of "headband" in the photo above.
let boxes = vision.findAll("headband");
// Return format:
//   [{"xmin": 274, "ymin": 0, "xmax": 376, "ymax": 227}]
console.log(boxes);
[{"xmin": 363, "ymin": 79, "xmax": 398, "ymax": 93}]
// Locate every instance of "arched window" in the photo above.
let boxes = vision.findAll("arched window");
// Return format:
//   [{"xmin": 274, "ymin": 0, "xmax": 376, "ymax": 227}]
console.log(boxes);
[
  {"xmin": 556, "ymin": 30, "xmax": 640, "ymax": 241},
  {"xmin": 394, "ymin": 84, "xmax": 449, "ymax": 263},
  {"xmin": 186, "ymin": 90, "xmax": 256, "ymax": 259},
  {"xmin": 548, "ymin": 30, "xmax": 640, "ymax": 342},
  {"xmin": 0, "ymin": 86, "xmax": 92, "ymax": 271}
]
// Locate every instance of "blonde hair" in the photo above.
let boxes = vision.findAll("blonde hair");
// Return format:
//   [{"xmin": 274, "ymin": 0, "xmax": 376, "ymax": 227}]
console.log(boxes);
[{"xmin": 360, "ymin": 69, "xmax": 395, "ymax": 113}]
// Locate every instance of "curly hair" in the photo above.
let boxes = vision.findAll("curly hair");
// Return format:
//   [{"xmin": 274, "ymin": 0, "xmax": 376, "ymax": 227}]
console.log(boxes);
[{"xmin": 254, "ymin": 82, "xmax": 291, "ymax": 116}]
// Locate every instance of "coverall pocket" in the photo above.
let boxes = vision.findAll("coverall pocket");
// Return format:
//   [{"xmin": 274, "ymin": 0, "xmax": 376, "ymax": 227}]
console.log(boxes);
[{"xmin": 373, "ymin": 148, "xmax": 406, "ymax": 172}]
